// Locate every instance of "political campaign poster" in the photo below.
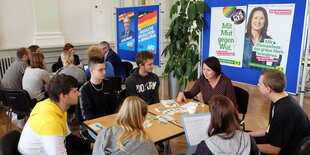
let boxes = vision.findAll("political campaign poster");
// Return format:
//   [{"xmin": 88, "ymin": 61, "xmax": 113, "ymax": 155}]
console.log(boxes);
[
  {"xmin": 138, "ymin": 11, "xmax": 158, "ymax": 54},
  {"xmin": 118, "ymin": 12, "xmax": 135, "ymax": 51},
  {"xmin": 209, "ymin": 6, "xmax": 247, "ymax": 67},
  {"xmin": 243, "ymin": 4, "xmax": 295, "ymax": 72}
]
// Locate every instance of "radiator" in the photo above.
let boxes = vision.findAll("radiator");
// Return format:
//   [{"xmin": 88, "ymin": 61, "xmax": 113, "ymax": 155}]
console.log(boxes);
[{"xmin": 0, "ymin": 56, "xmax": 12, "ymax": 79}]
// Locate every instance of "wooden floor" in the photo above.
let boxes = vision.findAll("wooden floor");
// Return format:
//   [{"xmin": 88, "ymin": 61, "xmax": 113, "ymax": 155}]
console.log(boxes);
[{"xmin": 1, "ymin": 78, "xmax": 310, "ymax": 155}]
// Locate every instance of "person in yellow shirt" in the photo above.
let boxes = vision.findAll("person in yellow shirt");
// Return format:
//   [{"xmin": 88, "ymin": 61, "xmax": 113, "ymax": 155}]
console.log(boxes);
[{"xmin": 18, "ymin": 74, "xmax": 94, "ymax": 155}]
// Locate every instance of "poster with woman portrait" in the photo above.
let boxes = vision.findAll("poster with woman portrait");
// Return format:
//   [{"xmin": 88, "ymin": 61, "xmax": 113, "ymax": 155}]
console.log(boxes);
[
  {"xmin": 209, "ymin": 6, "xmax": 247, "ymax": 68},
  {"xmin": 118, "ymin": 12, "xmax": 135, "ymax": 51},
  {"xmin": 243, "ymin": 4, "xmax": 295, "ymax": 72}
]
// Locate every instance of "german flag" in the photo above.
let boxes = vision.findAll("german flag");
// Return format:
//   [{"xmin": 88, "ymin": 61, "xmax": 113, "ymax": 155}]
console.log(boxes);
[
  {"xmin": 138, "ymin": 11, "xmax": 157, "ymax": 30},
  {"xmin": 118, "ymin": 12, "xmax": 134, "ymax": 21}
]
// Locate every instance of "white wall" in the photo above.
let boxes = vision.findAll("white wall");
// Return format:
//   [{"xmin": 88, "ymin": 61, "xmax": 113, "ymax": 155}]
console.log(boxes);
[
  {"xmin": 0, "ymin": 0, "xmax": 115, "ymax": 49},
  {"xmin": 0, "ymin": 0, "xmax": 35, "ymax": 49}
]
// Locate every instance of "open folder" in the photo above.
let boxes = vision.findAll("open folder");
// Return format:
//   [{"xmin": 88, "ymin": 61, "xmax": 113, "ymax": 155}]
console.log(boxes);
[{"xmin": 181, "ymin": 113, "xmax": 211, "ymax": 146}]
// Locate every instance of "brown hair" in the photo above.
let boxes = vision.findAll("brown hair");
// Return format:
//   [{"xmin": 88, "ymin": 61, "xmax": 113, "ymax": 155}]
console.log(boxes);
[
  {"xmin": 208, "ymin": 95, "xmax": 241, "ymax": 139},
  {"xmin": 203, "ymin": 56, "xmax": 221, "ymax": 77},
  {"xmin": 261, "ymin": 69, "xmax": 286, "ymax": 93},
  {"xmin": 63, "ymin": 43, "xmax": 74, "ymax": 51},
  {"xmin": 135, "ymin": 51, "xmax": 154, "ymax": 66},
  {"xmin": 246, "ymin": 7, "xmax": 269, "ymax": 39},
  {"xmin": 16, "ymin": 47, "xmax": 29, "ymax": 59},
  {"xmin": 30, "ymin": 53, "xmax": 45, "ymax": 69},
  {"xmin": 28, "ymin": 45, "xmax": 40, "ymax": 53},
  {"xmin": 48, "ymin": 74, "xmax": 78, "ymax": 103},
  {"xmin": 87, "ymin": 45, "xmax": 103, "ymax": 59}
]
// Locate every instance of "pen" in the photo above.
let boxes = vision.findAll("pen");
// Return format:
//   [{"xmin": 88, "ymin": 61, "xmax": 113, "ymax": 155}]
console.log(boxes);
[{"xmin": 95, "ymin": 124, "xmax": 103, "ymax": 130}]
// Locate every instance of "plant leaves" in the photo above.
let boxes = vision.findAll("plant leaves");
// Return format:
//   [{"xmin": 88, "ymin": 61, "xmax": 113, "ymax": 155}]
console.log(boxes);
[{"xmin": 187, "ymin": 2, "xmax": 196, "ymax": 21}]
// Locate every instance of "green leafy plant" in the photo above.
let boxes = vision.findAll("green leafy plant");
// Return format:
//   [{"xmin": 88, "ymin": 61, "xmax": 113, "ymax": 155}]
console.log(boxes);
[{"xmin": 162, "ymin": 0, "xmax": 209, "ymax": 88}]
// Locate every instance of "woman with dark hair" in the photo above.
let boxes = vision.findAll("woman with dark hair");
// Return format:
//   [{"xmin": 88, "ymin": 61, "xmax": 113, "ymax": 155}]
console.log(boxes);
[
  {"xmin": 56, "ymin": 43, "xmax": 81, "ymax": 70},
  {"xmin": 189, "ymin": 95, "xmax": 259, "ymax": 155},
  {"xmin": 177, "ymin": 56, "xmax": 236, "ymax": 106},
  {"xmin": 22, "ymin": 53, "xmax": 51, "ymax": 102},
  {"xmin": 243, "ymin": 7, "xmax": 281, "ymax": 69}
]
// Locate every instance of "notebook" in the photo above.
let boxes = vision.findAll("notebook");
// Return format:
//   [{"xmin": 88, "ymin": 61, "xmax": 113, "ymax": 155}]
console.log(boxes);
[{"xmin": 181, "ymin": 113, "xmax": 211, "ymax": 146}]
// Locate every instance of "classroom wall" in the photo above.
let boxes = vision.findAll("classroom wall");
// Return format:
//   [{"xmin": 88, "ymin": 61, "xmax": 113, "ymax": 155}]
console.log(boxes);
[{"xmin": 0, "ymin": 0, "xmax": 172, "ymax": 75}]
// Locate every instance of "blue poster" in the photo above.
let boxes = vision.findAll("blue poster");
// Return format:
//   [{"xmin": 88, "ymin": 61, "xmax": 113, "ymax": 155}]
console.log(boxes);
[
  {"xmin": 118, "ymin": 12, "xmax": 135, "ymax": 51},
  {"xmin": 116, "ymin": 5, "xmax": 160, "ymax": 66},
  {"xmin": 138, "ymin": 11, "xmax": 158, "ymax": 54}
]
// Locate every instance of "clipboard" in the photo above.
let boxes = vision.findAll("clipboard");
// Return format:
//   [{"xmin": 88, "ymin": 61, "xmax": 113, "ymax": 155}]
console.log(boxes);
[{"xmin": 181, "ymin": 113, "xmax": 211, "ymax": 146}]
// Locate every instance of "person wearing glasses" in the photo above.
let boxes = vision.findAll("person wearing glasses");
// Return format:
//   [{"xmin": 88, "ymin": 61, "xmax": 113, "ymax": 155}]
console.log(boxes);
[{"xmin": 79, "ymin": 57, "xmax": 119, "ymax": 121}]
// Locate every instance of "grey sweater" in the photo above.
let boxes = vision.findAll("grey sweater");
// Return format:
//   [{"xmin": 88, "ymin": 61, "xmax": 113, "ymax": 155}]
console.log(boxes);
[{"xmin": 93, "ymin": 126, "xmax": 158, "ymax": 155}]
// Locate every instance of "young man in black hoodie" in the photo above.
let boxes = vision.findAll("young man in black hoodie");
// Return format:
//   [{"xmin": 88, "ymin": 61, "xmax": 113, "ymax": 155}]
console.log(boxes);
[{"xmin": 125, "ymin": 51, "xmax": 160, "ymax": 105}]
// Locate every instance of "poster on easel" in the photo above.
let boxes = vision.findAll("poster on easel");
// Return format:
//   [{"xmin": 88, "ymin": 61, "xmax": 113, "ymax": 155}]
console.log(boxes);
[{"xmin": 116, "ymin": 5, "xmax": 160, "ymax": 66}]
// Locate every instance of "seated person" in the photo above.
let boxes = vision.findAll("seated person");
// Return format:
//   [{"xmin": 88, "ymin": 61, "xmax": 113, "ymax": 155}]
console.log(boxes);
[
  {"xmin": 249, "ymin": 69, "xmax": 310, "ymax": 154},
  {"xmin": 18, "ymin": 74, "xmax": 94, "ymax": 154},
  {"xmin": 93, "ymin": 96, "xmax": 158, "ymax": 155},
  {"xmin": 99, "ymin": 41, "xmax": 126, "ymax": 82},
  {"xmin": 85, "ymin": 45, "xmax": 114, "ymax": 80},
  {"xmin": 79, "ymin": 57, "xmax": 119, "ymax": 121},
  {"xmin": 22, "ymin": 53, "xmax": 50, "ymax": 102},
  {"xmin": 187, "ymin": 95, "xmax": 259, "ymax": 155},
  {"xmin": 125, "ymin": 51, "xmax": 160, "ymax": 105},
  {"xmin": 28, "ymin": 45, "xmax": 40, "ymax": 54},
  {"xmin": 56, "ymin": 50, "xmax": 86, "ymax": 85},
  {"xmin": 55, "ymin": 43, "xmax": 80, "ymax": 70},
  {"xmin": 177, "ymin": 56, "xmax": 236, "ymax": 106},
  {"xmin": 1, "ymin": 47, "xmax": 30, "ymax": 89}
]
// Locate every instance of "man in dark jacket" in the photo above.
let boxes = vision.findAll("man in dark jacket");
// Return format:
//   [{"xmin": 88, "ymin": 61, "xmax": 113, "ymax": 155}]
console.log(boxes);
[
  {"xmin": 99, "ymin": 41, "xmax": 126, "ymax": 82},
  {"xmin": 125, "ymin": 51, "xmax": 159, "ymax": 105}
]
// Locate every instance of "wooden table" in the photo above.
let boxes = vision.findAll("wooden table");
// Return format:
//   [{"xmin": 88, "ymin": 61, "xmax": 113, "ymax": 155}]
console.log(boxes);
[
  {"xmin": 84, "ymin": 113, "xmax": 185, "ymax": 143},
  {"xmin": 148, "ymin": 100, "xmax": 210, "ymax": 128}
]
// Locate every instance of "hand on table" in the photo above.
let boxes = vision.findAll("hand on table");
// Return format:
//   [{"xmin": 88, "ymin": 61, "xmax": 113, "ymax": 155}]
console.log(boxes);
[{"xmin": 177, "ymin": 92, "xmax": 187, "ymax": 103}]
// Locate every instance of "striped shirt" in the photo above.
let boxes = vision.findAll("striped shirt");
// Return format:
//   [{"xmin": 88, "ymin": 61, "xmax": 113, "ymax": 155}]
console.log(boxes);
[{"xmin": 184, "ymin": 73, "xmax": 237, "ymax": 106}]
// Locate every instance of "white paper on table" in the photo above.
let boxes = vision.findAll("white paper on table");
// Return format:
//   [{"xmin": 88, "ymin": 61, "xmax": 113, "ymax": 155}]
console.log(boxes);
[
  {"xmin": 88, "ymin": 123, "xmax": 105, "ymax": 131},
  {"xmin": 181, "ymin": 113, "xmax": 211, "ymax": 146},
  {"xmin": 161, "ymin": 100, "xmax": 179, "ymax": 107},
  {"xmin": 180, "ymin": 102, "xmax": 199, "ymax": 109}
]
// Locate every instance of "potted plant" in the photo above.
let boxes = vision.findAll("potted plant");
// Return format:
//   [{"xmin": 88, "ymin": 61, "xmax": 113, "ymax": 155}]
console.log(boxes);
[{"xmin": 162, "ymin": 0, "xmax": 209, "ymax": 96}]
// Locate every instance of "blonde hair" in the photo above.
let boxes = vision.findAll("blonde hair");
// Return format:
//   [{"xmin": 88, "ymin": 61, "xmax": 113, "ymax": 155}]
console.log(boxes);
[
  {"xmin": 61, "ymin": 50, "xmax": 74, "ymax": 67},
  {"xmin": 115, "ymin": 96, "xmax": 150, "ymax": 151},
  {"xmin": 87, "ymin": 45, "xmax": 103, "ymax": 59}
]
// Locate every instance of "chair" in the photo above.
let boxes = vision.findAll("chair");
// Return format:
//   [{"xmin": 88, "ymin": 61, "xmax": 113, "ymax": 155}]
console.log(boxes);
[
  {"xmin": 52, "ymin": 62, "xmax": 59, "ymax": 72},
  {"xmin": 0, "ymin": 88, "xmax": 34, "ymax": 130},
  {"xmin": 0, "ymin": 89, "xmax": 9, "ymax": 128},
  {"xmin": 233, "ymin": 86, "xmax": 249, "ymax": 131},
  {"xmin": 0, "ymin": 130, "xmax": 21, "ymax": 155},
  {"xmin": 122, "ymin": 61, "xmax": 133, "ymax": 78},
  {"xmin": 295, "ymin": 135, "xmax": 310, "ymax": 155}
]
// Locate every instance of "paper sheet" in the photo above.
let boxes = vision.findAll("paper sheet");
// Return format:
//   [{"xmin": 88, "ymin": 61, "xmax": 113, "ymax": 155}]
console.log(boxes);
[
  {"xmin": 88, "ymin": 123, "xmax": 105, "ymax": 131},
  {"xmin": 180, "ymin": 102, "xmax": 199, "ymax": 109},
  {"xmin": 181, "ymin": 113, "xmax": 211, "ymax": 146}
]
